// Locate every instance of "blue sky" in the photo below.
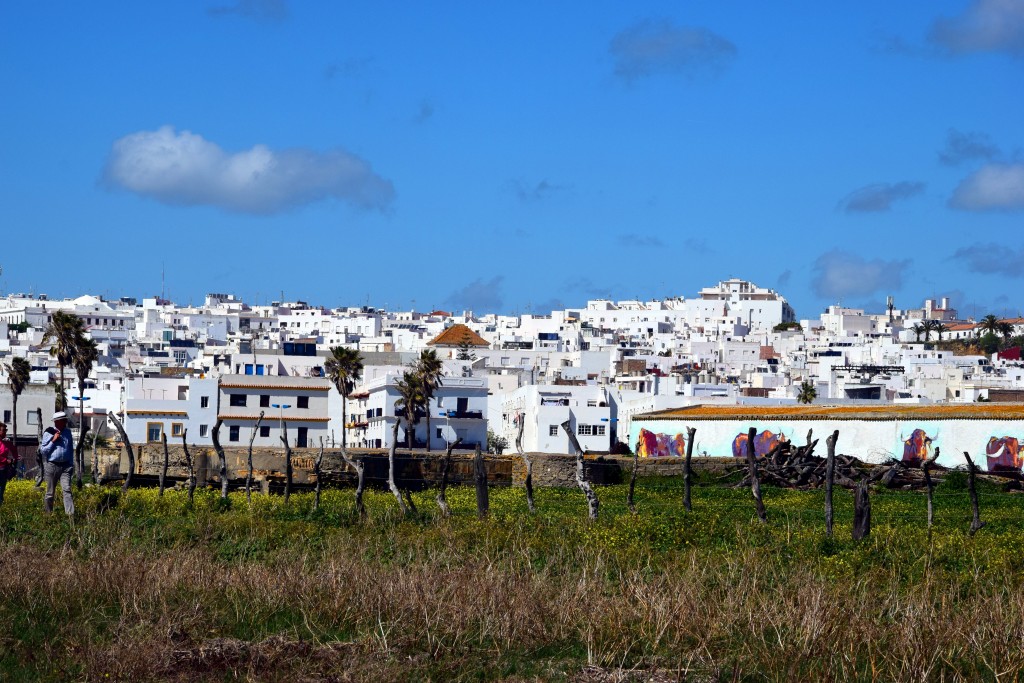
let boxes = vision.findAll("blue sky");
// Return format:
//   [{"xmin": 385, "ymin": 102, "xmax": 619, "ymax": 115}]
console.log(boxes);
[{"xmin": 1, "ymin": 1, "xmax": 1022, "ymax": 320}]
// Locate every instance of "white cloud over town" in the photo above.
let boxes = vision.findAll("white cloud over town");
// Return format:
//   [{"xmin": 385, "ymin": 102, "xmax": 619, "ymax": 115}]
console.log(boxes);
[
  {"xmin": 609, "ymin": 20, "xmax": 736, "ymax": 82},
  {"xmin": 103, "ymin": 126, "xmax": 394, "ymax": 214},
  {"xmin": 951, "ymin": 243, "xmax": 1024, "ymax": 277},
  {"xmin": 811, "ymin": 250, "xmax": 909, "ymax": 299},
  {"xmin": 838, "ymin": 182, "xmax": 925, "ymax": 213},
  {"xmin": 445, "ymin": 276, "xmax": 504, "ymax": 313},
  {"xmin": 949, "ymin": 163, "xmax": 1024, "ymax": 211},
  {"xmin": 928, "ymin": 0, "xmax": 1024, "ymax": 57}
]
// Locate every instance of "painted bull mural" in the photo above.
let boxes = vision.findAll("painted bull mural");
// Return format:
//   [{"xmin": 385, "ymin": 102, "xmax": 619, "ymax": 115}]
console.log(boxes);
[
  {"xmin": 731, "ymin": 430, "xmax": 787, "ymax": 459},
  {"xmin": 636, "ymin": 429, "xmax": 687, "ymax": 457},
  {"xmin": 986, "ymin": 436, "xmax": 1024, "ymax": 472},
  {"xmin": 901, "ymin": 429, "xmax": 935, "ymax": 465}
]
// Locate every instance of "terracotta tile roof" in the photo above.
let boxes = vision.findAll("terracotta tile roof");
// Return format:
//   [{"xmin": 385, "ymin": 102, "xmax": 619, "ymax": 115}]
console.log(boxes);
[
  {"xmin": 427, "ymin": 324, "xmax": 490, "ymax": 347},
  {"xmin": 126, "ymin": 410, "xmax": 188, "ymax": 416},
  {"xmin": 636, "ymin": 404, "xmax": 1024, "ymax": 421},
  {"xmin": 946, "ymin": 323, "xmax": 978, "ymax": 331}
]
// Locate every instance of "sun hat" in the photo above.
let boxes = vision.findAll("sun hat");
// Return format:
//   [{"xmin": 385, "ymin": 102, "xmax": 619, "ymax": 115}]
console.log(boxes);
[{"xmin": 52, "ymin": 411, "xmax": 67, "ymax": 421}]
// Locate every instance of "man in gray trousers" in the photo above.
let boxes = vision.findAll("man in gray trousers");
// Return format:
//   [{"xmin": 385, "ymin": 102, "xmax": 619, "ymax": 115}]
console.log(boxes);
[{"xmin": 40, "ymin": 411, "xmax": 75, "ymax": 516}]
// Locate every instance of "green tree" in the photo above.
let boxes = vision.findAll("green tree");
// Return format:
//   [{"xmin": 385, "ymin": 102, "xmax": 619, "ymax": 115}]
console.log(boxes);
[
  {"xmin": 394, "ymin": 370, "xmax": 424, "ymax": 450},
  {"xmin": 324, "ymin": 346, "xmax": 364, "ymax": 449},
  {"xmin": 921, "ymin": 319, "xmax": 937, "ymax": 342},
  {"xmin": 912, "ymin": 324, "xmax": 924, "ymax": 343},
  {"xmin": 487, "ymin": 429, "xmax": 508, "ymax": 455},
  {"xmin": 797, "ymin": 380, "xmax": 817, "ymax": 405},
  {"xmin": 3, "ymin": 356, "xmax": 31, "ymax": 471},
  {"xmin": 456, "ymin": 340, "xmax": 476, "ymax": 361},
  {"xmin": 41, "ymin": 311, "xmax": 86, "ymax": 411},
  {"xmin": 980, "ymin": 314, "xmax": 1000, "ymax": 337},
  {"xmin": 934, "ymin": 322, "xmax": 949, "ymax": 342},
  {"xmin": 978, "ymin": 332, "xmax": 1001, "ymax": 355},
  {"xmin": 415, "ymin": 349, "xmax": 444, "ymax": 451}
]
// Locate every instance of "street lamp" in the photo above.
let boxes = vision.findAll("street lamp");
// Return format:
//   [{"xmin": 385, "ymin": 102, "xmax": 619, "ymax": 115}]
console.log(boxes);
[
  {"xmin": 70, "ymin": 395, "xmax": 90, "ymax": 441},
  {"xmin": 270, "ymin": 403, "xmax": 291, "ymax": 442}
]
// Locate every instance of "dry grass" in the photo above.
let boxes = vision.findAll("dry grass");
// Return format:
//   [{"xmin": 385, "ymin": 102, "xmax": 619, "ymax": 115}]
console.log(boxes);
[{"xmin": 1, "ymin": 479, "xmax": 1024, "ymax": 681}]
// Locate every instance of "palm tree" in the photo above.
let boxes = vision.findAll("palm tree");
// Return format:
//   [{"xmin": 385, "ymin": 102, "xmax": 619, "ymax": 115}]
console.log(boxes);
[
  {"xmin": 999, "ymin": 322, "xmax": 1014, "ymax": 345},
  {"xmin": 41, "ymin": 311, "xmax": 86, "ymax": 411},
  {"xmin": 934, "ymin": 322, "xmax": 949, "ymax": 342},
  {"xmin": 72, "ymin": 336, "xmax": 99, "ymax": 486},
  {"xmin": 324, "ymin": 346, "xmax": 364, "ymax": 449},
  {"xmin": 921, "ymin": 319, "xmax": 937, "ymax": 343},
  {"xmin": 3, "ymin": 357, "xmax": 31, "ymax": 473},
  {"xmin": 394, "ymin": 370, "xmax": 424, "ymax": 450},
  {"xmin": 912, "ymin": 324, "xmax": 924, "ymax": 343},
  {"xmin": 415, "ymin": 349, "xmax": 444, "ymax": 452},
  {"xmin": 797, "ymin": 380, "xmax": 817, "ymax": 405},
  {"xmin": 980, "ymin": 314, "xmax": 1001, "ymax": 337}
]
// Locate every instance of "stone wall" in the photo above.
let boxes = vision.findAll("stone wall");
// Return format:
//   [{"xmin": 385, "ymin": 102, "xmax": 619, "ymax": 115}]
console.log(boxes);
[{"xmin": 108, "ymin": 444, "xmax": 741, "ymax": 490}]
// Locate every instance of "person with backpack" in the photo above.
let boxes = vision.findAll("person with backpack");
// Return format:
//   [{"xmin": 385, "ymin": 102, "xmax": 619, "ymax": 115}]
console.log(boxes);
[
  {"xmin": 40, "ymin": 411, "xmax": 75, "ymax": 516},
  {"xmin": 0, "ymin": 422, "xmax": 19, "ymax": 505}
]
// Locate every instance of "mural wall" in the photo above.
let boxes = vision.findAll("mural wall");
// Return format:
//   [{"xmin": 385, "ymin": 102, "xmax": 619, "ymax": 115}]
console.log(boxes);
[{"xmin": 630, "ymin": 419, "xmax": 1024, "ymax": 472}]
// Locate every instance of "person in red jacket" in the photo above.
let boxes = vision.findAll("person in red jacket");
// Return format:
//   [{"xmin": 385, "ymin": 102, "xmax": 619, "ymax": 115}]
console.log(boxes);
[{"xmin": 0, "ymin": 422, "xmax": 20, "ymax": 505}]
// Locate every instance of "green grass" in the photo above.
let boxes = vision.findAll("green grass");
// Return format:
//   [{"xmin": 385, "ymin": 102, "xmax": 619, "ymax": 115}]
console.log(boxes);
[{"xmin": 1, "ymin": 475, "xmax": 1023, "ymax": 681}]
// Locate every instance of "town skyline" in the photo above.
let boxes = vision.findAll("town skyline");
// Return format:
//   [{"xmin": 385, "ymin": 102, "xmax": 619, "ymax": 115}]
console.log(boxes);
[{"xmin": 2, "ymin": 2, "xmax": 1022, "ymax": 317}]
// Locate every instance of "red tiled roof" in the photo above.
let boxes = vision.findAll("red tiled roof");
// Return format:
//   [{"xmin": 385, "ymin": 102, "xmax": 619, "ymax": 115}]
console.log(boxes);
[
  {"xmin": 637, "ymin": 404, "xmax": 1024, "ymax": 421},
  {"xmin": 427, "ymin": 324, "xmax": 490, "ymax": 347}
]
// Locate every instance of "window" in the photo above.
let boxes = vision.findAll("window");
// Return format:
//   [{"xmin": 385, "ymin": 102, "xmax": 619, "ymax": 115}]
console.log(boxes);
[
  {"xmin": 436, "ymin": 428, "xmax": 443, "ymax": 439},
  {"xmin": 549, "ymin": 425, "xmax": 559, "ymax": 436},
  {"xmin": 578, "ymin": 424, "xmax": 593, "ymax": 436},
  {"xmin": 260, "ymin": 425, "xmax": 271, "ymax": 437},
  {"xmin": 260, "ymin": 394, "xmax": 270, "ymax": 408},
  {"xmin": 147, "ymin": 422, "xmax": 163, "ymax": 443},
  {"xmin": 595, "ymin": 425, "xmax": 606, "ymax": 436},
  {"xmin": 229, "ymin": 425, "xmax": 240, "ymax": 442},
  {"xmin": 2, "ymin": 410, "xmax": 9, "ymax": 423},
  {"xmin": 201, "ymin": 396, "xmax": 209, "ymax": 408},
  {"xmin": 229, "ymin": 394, "xmax": 247, "ymax": 407},
  {"xmin": 171, "ymin": 423, "xmax": 184, "ymax": 437},
  {"xmin": 297, "ymin": 396, "xmax": 309, "ymax": 409},
  {"xmin": 27, "ymin": 411, "xmax": 39, "ymax": 426},
  {"xmin": 199, "ymin": 425, "xmax": 208, "ymax": 437}
]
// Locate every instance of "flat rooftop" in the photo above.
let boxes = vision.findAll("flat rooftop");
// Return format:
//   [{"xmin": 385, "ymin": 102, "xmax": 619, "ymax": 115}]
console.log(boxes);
[{"xmin": 635, "ymin": 404, "xmax": 1024, "ymax": 421}]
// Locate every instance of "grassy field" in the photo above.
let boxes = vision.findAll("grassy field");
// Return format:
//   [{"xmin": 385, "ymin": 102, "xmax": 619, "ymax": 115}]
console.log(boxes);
[{"xmin": 1, "ymin": 473, "xmax": 1024, "ymax": 682}]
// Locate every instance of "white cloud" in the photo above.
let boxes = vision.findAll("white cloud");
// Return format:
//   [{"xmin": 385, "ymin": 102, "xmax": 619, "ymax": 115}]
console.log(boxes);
[
  {"xmin": 811, "ymin": 250, "xmax": 909, "ymax": 299},
  {"xmin": 610, "ymin": 20, "xmax": 736, "ymax": 82},
  {"xmin": 929, "ymin": 0, "xmax": 1024, "ymax": 57},
  {"xmin": 103, "ymin": 126, "xmax": 394, "ymax": 214},
  {"xmin": 838, "ymin": 181, "xmax": 925, "ymax": 213},
  {"xmin": 950, "ymin": 163, "xmax": 1024, "ymax": 211}
]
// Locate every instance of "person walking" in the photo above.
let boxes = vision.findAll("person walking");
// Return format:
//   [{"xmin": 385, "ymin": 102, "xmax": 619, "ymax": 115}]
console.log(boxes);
[
  {"xmin": 40, "ymin": 411, "xmax": 75, "ymax": 516},
  {"xmin": 0, "ymin": 422, "xmax": 19, "ymax": 505}
]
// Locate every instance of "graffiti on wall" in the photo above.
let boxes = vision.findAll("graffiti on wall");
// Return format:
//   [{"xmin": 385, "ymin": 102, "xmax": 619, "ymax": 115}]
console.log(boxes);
[
  {"xmin": 636, "ymin": 428, "xmax": 687, "ymax": 457},
  {"xmin": 731, "ymin": 430, "xmax": 788, "ymax": 459},
  {"xmin": 986, "ymin": 436, "xmax": 1024, "ymax": 472},
  {"xmin": 901, "ymin": 429, "xmax": 936, "ymax": 465}
]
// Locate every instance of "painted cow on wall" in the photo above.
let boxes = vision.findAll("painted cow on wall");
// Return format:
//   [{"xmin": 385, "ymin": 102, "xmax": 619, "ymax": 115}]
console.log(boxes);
[
  {"xmin": 731, "ymin": 430, "xmax": 787, "ymax": 459},
  {"xmin": 901, "ymin": 429, "xmax": 934, "ymax": 465},
  {"xmin": 986, "ymin": 436, "xmax": 1024, "ymax": 472},
  {"xmin": 636, "ymin": 429, "xmax": 686, "ymax": 457}
]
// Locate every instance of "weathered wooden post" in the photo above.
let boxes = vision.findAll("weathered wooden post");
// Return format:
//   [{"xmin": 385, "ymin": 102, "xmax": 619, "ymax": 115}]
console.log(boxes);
[
  {"xmin": 514, "ymin": 413, "xmax": 535, "ymax": 513},
  {"xmin": 561, "ymin": 419, "xmax": 599, "ymax": 520},
  {"xmin": 683, "ymin": 426, "xmax": 696, "ymax": 512},
  {"xmin": 745, "ymin": 427, "xmax": 767, "ymax": 523},
  {"xmin": 34, "ymin": 408, "xmax": 44, "ymax": 486},
  {"xmin": 246, "ymin": 411, "xmax": 264, "ymax": 503},
  {"xmin": 339, "ymin": 444, "xmax": 367, "ymax": 517},
  {"xmin": 212, "ymin": 418, "xmax": 228, "ymax": 500},
  {"xmin": 159, "ymin": 432, "xmax": 169, "ymax": 496},
  {"xmin": 923, "ymin": 447, "xmax": 940, "ymax": 531},
  {"xmin": 474, "ymin": 443, "xmax": 489, "ymax": 519},
  {"xmin": 387, "ymin": 420, "xmax": 408, "ymax": 514},
  {"xmin": 963, "ymin": 452, "xmax": 985, "ymax": 535},
  {"xmin": 313, "ymin": 438, "xmax": 325, "ymax": 511},
  {"xmin": 281, "ymin": 421, "xmax": 292, "ymax": 504},
  {"xmin": 627, "ymin": 440, "xmax": 639, "ymax": 514},
  {"xmin": 181, "ymin": 429, "xmax": 196, "ymax": 504},
  {"xmin": 107, "ymin": 412, "xmax": 135, "ymax": 492},
  {"xmin": 825, "ymin": 430, "xmax": 839, "ymax": 537},
  {"xmin": 435, "ymin": 437, "xmax": 463, "ymax": 518},
  {"xmin": 852, "ymin": 480, "xmax": 871, "ymax": 540}
]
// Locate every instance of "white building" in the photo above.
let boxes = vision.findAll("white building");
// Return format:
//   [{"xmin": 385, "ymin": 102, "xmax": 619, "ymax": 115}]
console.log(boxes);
[{"xmin": 499, "ymin": 385, "xmax": 611, "ymax": 454}]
